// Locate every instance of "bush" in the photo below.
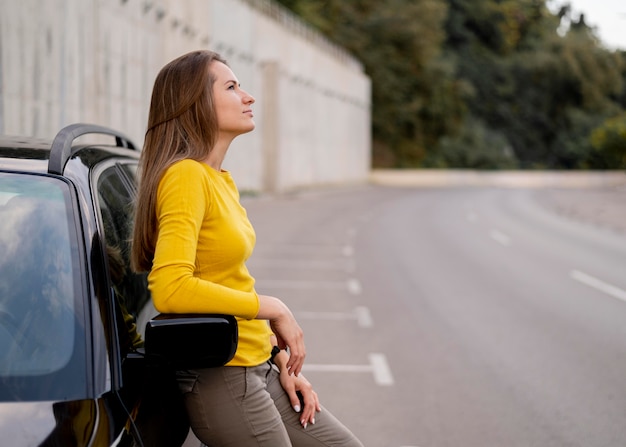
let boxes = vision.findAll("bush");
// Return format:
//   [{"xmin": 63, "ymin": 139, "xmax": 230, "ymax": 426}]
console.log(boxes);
[
  {"xmin": 425, "ymin": 118, "xmax": 518, "ymax": 169},
  {"xmin": 589, "ymin": 114, "xmax": 626, "ymax": 169}
]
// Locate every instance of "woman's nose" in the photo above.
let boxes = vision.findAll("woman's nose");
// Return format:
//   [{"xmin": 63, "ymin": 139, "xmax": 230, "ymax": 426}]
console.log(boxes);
[{"xmin": 243, "ymin": 91, "xmax": 255, "ymax": 104}]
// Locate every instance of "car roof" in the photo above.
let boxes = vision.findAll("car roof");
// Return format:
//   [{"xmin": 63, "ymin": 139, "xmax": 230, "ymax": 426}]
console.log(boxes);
[
  {"xmin": 0, "ymin": 124, "xmax": 140, "ymax": 175},
  {"xmin": 0, "ymin": 136, "xmax": 53, "ymax": 150},
  {"xmin": 0, "ymin": 136, "xmax": 55, "ymax": 174}
]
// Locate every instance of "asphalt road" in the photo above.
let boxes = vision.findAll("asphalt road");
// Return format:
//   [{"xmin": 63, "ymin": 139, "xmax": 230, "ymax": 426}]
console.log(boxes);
[{"xmin": 243, "ymin": 184, "xmax": 626, "ymax": 447}]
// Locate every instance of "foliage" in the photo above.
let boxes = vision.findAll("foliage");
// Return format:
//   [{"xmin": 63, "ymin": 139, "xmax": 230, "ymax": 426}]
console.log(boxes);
[
  {"xmin": 589, "ymin": 114, "xmax": 626, "ymax": 169},
  {"xmin": 275, "ymin": 0, "xmax": 626, "ymax": 169},
  {"xmin": 424, "ymin": 117, "xmax": 518, "ymax": 169}
]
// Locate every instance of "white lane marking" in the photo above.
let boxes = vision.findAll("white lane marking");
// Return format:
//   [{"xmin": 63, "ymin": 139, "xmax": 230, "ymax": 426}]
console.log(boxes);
[
  {"xmin": 257, "ymin": 279, "xmax": 345, "ymax": 290},
  {"xmin": 343, "ymin": 245, "xmax": 354, "ymax": 257},
  {"xmin": 255, "ymin": 244, "xmax": 350, "ymax": 255},
  {"xmin": 369, "ymin": 353, "xmax": 394, "ymax": 386},
  {"xmin": 256, "ymin": 278, "xmax": 361, "ymax": 294},
  {"xmin": 347, "ymin": 278, "xmax": 362, "ymax": 295},
  {"xmin": 490, "ymin": 229, "xmax": 511, "ymax": 246},
  {"xmin": 296, "ymin": 306, "xmax": 373, "ymax": 328},
  {"xmin": 354, "ymin": 306, "xmax": 373, "ymax": 327},
  {"xmin": 303, "ymin": 353, "xmax": 394, "ymax": 386},
  {"xmin": 570, "ymin": 270, "xmax": 626, "ymax": 303},
  {"xmin": 252, "ymin": 258, "xmax": 353, "ymax": 271}
]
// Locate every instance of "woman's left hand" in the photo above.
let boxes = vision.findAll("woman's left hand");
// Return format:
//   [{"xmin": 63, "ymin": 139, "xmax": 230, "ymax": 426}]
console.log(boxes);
[
  {"xmin": 275, "ymin": 350, "xmax": 321, "ymax": 428},
  {"xmin": 280, "ymin": 369, "xmax": 321, "ymax": 428}
]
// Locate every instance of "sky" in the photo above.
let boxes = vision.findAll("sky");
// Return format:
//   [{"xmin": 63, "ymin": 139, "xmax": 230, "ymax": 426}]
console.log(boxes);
[{"xmin": 548, "ymin": 0, "xmax": 626, "ymax": 50}]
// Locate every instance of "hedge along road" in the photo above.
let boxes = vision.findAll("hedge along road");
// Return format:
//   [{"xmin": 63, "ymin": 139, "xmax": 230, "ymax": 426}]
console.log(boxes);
[{"xmin": 243, "ymin": 183, "xmax": 626, "ymax": 447}]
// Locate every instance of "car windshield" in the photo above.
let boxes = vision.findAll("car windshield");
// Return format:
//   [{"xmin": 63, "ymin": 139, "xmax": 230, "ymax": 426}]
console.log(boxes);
[{"xmin": 0, "ymin": 173, "xmax": 87, "ymax": 401}]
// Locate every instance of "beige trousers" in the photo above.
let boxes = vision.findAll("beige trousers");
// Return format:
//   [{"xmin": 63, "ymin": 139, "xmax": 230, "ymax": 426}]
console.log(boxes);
[{"xmin": 176, "ymin": 362, "xmax": 363, "ymax": 447}]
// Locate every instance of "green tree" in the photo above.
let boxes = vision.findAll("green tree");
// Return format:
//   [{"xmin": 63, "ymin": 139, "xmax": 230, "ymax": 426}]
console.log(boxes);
[
  {"xmin": 425, "ymin": 117, "xmax": 518, "ymax": 168},
  {"xmin": 589, "ymin": 114, "xmax": 626, "ymax": 168},
  {"xmin": 276, "ymin": 0, "xmax": 626, "ymax": 169},
  {"xmin": 277, "ymin": 0, "xmax": 463, "ymax": 167},
  {"xmin": 445, "ymin": 0, "xmax": 624, "ymax": 168}
]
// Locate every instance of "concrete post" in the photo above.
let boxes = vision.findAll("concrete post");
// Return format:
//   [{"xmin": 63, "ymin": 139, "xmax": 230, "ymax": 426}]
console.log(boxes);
[{"xmin": 261, "ymin": 61, "xmax": 279, "ymax": 193}]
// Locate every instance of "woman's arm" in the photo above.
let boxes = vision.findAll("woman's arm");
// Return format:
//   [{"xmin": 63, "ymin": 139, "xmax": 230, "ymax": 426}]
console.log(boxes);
[
  {"xmin": 270, "ymin": 336, "xmax": 320, "ymax": 429},
  {"xmin": 258, "ymin": 295, "xmax": 305, "ymax": 376},
  {"xmin": 149, "ymin": 161, "xmax": 260, "ymax": 318}
]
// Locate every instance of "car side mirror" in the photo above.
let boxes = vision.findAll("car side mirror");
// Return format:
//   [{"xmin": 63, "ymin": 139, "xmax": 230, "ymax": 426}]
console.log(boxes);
[{"xmin": 144, "ymin": 314, "xmax": 238, "ymax": 369}]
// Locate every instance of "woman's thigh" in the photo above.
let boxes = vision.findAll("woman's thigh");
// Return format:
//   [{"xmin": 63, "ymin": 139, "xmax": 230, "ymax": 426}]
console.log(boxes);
[
  {"xmin": 266, "ymin": 366, "xmax": 364, "ymax": 447},
  {"xmin": 177, "ymin": 364, "xmax": 291, "ymax": 447}
]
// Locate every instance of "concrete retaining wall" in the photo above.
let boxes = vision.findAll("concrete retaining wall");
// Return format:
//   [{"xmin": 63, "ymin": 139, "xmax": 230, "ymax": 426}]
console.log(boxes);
[{"xmin": 0, "ymin": 0, "xmax": 371, "ymax": 192}]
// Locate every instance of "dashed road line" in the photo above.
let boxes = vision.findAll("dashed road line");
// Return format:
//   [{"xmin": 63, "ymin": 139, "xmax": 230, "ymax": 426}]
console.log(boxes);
[
  {"xmin": 490, "ymin": 229, "xmax": 511, "ymax": 246},
  {"xmin": 570, "ymin": 270, "xmax": 626, "ymax": 303}
]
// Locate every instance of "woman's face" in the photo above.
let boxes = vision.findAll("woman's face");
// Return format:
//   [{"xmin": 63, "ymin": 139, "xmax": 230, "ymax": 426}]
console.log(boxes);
[{"xmin": 211, "ymin": 61, "xmax": 256, "ymax": 137}]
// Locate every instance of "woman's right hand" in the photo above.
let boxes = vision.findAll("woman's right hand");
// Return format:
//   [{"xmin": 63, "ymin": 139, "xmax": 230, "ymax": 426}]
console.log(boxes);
[{"xmin": 256, "ymin": 295, "xmax": 305, "ymax": 376}]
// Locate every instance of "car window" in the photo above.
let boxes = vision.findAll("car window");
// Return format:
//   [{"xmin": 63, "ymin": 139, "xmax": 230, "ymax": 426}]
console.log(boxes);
[
  {"xmin": 118, "ymin": 163, "xmax": 138, "ymax": 187},
  {"xmin": 0, "ymin": 173, "xmax": 87, "ymax": 401},
  {"xmin": 96, "ymin": 163, "xmax": 154, "ymax": 356},
  {"xmin": 114, "ymin": 162, "xmax": 158, "ymax": 335}
]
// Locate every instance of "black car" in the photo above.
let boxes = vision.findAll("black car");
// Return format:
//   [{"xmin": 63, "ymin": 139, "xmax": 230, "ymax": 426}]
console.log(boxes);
[{"xmin": 0, "ymin": 124, "xmax": 237, "ymax": 446}]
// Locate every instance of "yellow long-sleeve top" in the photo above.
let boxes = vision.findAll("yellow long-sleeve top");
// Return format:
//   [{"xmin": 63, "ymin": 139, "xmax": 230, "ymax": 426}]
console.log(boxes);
[{"xmin": 148, "ymin": 159, "xmax": 272, "ymax": 367}]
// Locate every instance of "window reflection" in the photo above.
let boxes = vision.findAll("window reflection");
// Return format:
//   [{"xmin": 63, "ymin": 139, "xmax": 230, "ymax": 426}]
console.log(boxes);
[
  {"xmin": 0, "ymin": 181, "xmax": 74, "ymax": 375},
  {"xmin": 96, "ymin": 165, "xmax": 154, "ymax": 357}
]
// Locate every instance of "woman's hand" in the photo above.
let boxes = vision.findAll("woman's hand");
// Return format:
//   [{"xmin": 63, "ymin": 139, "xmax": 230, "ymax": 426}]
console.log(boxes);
[
  {"xmin": 276, "ymin": 351, "xmax": 321, "ymax": 428},
  {"xmin": 256, "ymin": 295, "xmax": 305, "ymax": 376}
]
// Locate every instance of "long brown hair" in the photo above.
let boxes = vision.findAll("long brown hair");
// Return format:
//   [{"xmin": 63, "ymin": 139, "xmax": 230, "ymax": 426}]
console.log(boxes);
[{"xmin": 131, "ymin": 50, "xmax": 227, "ymax": 272}]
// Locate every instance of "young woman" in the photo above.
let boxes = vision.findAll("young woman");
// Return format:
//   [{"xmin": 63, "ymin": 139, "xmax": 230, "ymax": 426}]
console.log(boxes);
[{"xmin": 131, "ymin": 50, "xmax": 363, "ymax": 446}]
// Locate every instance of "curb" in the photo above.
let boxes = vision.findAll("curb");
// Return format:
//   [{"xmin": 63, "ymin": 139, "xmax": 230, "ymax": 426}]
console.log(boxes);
[{"xmin": 370, "ymin": 169, "xmax": 626, "ymax": 189}]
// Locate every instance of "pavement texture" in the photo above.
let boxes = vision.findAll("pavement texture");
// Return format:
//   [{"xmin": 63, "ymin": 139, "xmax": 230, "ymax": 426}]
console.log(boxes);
[
  {"xmin": 369, "ymin": 170, "xmax": 626, "ymax": 235},
  {"xmin": 531, "ymin": 185, "xmax": 626, "ymax": 235}
]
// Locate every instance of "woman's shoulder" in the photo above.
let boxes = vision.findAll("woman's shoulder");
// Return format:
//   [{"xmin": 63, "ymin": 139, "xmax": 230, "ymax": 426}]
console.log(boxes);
[
  {"xmin": 159, "ymin": 159, "xmax": 213, "ymax": 191},
  {"xmin": 167, "ymin": 158, "xmax": 207, "ymax": 175},
  {"xmin": 165, "ymin": 159, "xmax": 217, "ymax": 181},
  {"xmin": 167, "ymin": 159, "xmax": 224, "ymax": 178}
]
